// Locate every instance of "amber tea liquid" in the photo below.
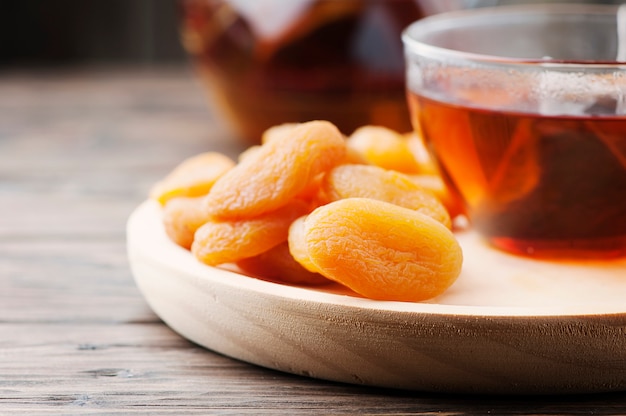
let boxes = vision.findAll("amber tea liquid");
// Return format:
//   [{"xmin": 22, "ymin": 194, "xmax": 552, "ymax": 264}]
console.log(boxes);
[
  {"xmin": 408, "ymin": 92, "xmax": 626, "ymax": 258},
  {"xmin": 180, "ymin": 0, "xmax": 424, "ymax": 142}
]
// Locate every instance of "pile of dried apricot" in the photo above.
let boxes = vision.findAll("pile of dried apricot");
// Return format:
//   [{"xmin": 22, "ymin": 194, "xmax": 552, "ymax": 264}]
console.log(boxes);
[{"xmin": 150, "ymin": 120, "xmax": 464, "ymax": 302}]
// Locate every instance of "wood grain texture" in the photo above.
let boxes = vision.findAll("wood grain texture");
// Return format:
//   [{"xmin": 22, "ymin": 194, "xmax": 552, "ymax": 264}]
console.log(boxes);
[{"xmin": 2, "ymin": 67, "xmax": 626, "ymax": 414}]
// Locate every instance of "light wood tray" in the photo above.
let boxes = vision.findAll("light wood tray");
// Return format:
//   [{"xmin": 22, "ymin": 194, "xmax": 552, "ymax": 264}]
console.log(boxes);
[{"xmin": 127, "ymin": 201, "xmax": 626, "ymax": 395}]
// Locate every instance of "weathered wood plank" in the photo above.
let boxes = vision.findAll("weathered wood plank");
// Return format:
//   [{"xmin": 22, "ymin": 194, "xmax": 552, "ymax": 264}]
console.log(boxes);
[
  {"xmin": 0, "ymin": 67, "xmax": 243, "ymax": 326},
  {"xmin": 0, "ymin": 238, "xmax": 154, "ymax": 323},
  {"xmin": 3, "ymin": 323, "xmax": 626, "ymax": 415}
]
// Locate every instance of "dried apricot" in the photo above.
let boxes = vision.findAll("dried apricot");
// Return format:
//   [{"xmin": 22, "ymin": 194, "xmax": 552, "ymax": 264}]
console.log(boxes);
[
  {"xmin": 346, "ymin": 126, "xmax": 420, "ymax": 173},
  {"xmin": 287, "ymin": 216, "xmax": 320, "ymax": 274},
  {"xmin": 409, "ymin": 174, "xmax": 466, "ymax": 221},
  {"xmin": 236, "ymin": 242, "xmax": 330, "ymax": 286},
  {"xmin": 261, "ymin": 122, "xmax": 299, "ymax": 144},
  {"xmin": 320, "ymin": 164, "xmax": 451, "ymax": 228},
  {"xmin": 152, "ymin": 121, "xmax": 466, "ymax": 302},
  {"xmin": 162, "ymin": 196, "xmax": 210, "ymax": 249},
  {"xmin": 405, "ymin": 132, "xmax": 439, "ymax": 175},
  {"xmin": 237, "ymin": 145, "xmax": 262, "ymax": 162},
  {"xmin": 192, "ymin": 199, "xmax": 310, "ymax": 266},
  {"xmin": 296, "ymin": 198, "xmax": 463, "ymax": 302},
  {"xmin": 204, "ymin": 120, "xmax": 346, "ymax": 219},
  {"xmin": 150, "ymin": 152, "xmax": 236, "ymax": 205},
  {"xmin": 261, "ymin": 122, "xmax": 366, "ymax": 164}
]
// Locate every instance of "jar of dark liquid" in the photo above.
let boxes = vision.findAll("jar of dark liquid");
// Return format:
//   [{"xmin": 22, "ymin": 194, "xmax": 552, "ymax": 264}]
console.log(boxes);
[{"xmin": 179, "ymin": 0, "xmax": 439, "ymax": 142}]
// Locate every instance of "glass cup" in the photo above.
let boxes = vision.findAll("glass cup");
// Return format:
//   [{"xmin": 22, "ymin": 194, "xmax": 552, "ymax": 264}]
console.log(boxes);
[
  {"xmin": 402, "ymin": 4, "xmax": 626, "ymax": 259},
  {"xmin": 178, "ymin": 0, "xmax": 471, "ymax": 143}
]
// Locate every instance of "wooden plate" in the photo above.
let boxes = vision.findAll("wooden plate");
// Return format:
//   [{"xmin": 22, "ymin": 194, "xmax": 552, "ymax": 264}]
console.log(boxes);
[{"xmin": 127, "ymin": 201, "xmax": 626, "ymax": 395}]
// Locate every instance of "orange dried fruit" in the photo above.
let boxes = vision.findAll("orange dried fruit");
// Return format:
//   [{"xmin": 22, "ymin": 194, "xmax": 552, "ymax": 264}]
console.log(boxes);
[
  {"xmin": 236, "ymin": 242, "xmax": 330, "ymax": 286},
  {"xmin": 404, "ymin": 132, "xmax": 439, "ymax": 175},
  {"xmin": 294, "ymin": 173, "xmax": 326, "ymax": 206},
  {"xmin": 162, "ymin": 196, "xmax": 210, "ymax": 250},
  {"xmin": 344, "ymin": 145, "xmax": 370, "ymax": 165},
  {"xmin": 192, "ymin": 199, "xmax": 310, "ymax": 266},
  {"xmin": 409, "ymin": 174, "xmax": 466, "ymax": 221},
  {"xmin": 298, "ymin": 198, "xmax": 463, "ymax": 302},
  {"xmin": 320, "ymin": 164, "xmax": 451, "ymax": 228},
  {"xmin": 150, "ymin": 152, "xmax": 236, "ymax": 205},
  {"xmin": 237, "ymin": 145, "xmax": 262, "ymax": 162},
  {"xmin": 346, "ymin": 126, "xmax": 420, "ymax": 173},
  {"xmin": 261, "ymin": 122, "xmax": 299, "ymax": 144},
  {"xmin": 287, "ymin": 216, "xmax": 320, "ymax": 274},
  {"xmin": 204, "ymin": 120, "xmax": 347, "ymax": 219}
]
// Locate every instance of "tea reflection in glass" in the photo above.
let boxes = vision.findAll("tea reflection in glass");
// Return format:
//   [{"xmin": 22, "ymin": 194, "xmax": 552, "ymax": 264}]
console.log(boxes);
[{"xmin": 403, "ymin": 4, "xmax": 626, "ymax": 259}]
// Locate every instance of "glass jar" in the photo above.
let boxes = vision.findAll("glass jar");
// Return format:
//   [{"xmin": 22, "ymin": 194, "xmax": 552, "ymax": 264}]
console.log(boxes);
[{"xmin": 180, "ymin": 0, "xmax": 445, "ymax": 142}]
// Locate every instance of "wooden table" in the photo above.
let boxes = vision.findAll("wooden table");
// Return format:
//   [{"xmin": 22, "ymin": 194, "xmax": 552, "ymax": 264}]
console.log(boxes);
[{"xmin": 2, "ymin": 66, "xmax": 626, "ymax": 415}]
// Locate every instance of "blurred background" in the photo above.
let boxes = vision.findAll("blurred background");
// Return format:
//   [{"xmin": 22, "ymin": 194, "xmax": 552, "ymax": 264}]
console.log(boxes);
[
  {"xmin": 0, "ymin": 0, "xmax": 186, "ymax": 68},
  {"xmin": 1, "ymin": 0, "xmax": 621, "ymax": 69}
]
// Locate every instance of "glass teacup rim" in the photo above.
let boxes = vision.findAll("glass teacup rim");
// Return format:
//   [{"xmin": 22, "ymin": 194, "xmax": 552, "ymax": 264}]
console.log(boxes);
[{"xmin": 402, "ymin": 3, "xmax": 626, "ymax": 70}]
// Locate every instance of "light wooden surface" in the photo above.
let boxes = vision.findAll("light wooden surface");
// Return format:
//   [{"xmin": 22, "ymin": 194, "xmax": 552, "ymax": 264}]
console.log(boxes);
[
  {"xmin": 2, "ymin": 66, "xmax": 626, "ymax": 414},
  {"xmin": 129, "ymin": 200, "xmax": 626, "ymax": 395}
]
